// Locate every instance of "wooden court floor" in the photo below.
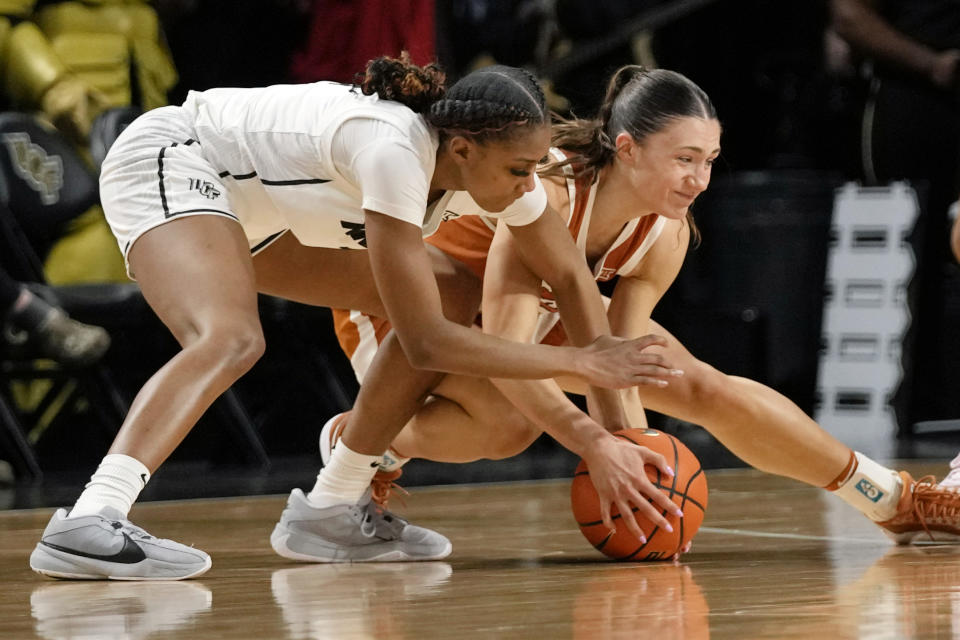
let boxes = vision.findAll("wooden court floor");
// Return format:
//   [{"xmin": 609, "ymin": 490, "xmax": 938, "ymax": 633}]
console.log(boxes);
[{"xmin": 1, "ymin": 461, "xmax": 958, "ymax": 639}]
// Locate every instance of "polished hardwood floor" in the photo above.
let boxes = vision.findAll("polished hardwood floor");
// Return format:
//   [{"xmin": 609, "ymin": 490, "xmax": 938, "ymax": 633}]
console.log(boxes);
[{"xmin": 1, "ymin": 461, "xmax": 959, "ymax": 640}]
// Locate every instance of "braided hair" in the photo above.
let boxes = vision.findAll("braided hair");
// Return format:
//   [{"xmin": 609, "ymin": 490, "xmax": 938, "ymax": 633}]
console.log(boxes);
[{"xmin": 360, "ymin": 53, "xmax": 547, "ymax": 145}]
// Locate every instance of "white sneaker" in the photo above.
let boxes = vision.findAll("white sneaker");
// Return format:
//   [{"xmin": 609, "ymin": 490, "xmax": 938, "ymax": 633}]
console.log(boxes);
[
  {"xmin": 30, "ymin": 507, "xmax": 211, "ymax": 580},
  {"xmin": 270, "ymin": 489, "xmax": 451, "ymax": 563},
  {"xmin": 939, "ymin": 454, "xmax": 960, "ymax": 489}
]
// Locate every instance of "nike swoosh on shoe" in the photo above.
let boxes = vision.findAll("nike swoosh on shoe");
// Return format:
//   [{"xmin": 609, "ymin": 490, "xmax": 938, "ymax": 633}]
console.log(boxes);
[{"xmin": 41, "ymin": 532, "xmax": 147, "ymax": 564}]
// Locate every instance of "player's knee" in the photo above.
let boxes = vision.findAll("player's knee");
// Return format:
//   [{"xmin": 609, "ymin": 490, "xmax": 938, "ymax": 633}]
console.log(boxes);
[
  {"xmin": 484, "ymin": 417, "xmax": 541, "ymax": 460},
  {"xmin": 681, "ymin": 360, "xmax": 728, "ymax": 405},
  {"xmin": 205, "ymin": 320, "xmax": 265, "ymax": 376}
]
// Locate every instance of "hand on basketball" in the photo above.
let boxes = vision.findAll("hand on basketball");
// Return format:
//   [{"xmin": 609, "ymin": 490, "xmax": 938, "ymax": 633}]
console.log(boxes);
[
  {"xmin": 583, "ymin": 434, "xmax": 684, "ymax": 541},
  {"xmin": 579, "ymin": 334, "xmax": 683, "ymax": 389}
]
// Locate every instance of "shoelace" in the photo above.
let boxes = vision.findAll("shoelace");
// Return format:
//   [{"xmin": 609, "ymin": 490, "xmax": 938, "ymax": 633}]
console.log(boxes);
[
  {"xmin": 910, "ymin": 475, "xmax": 960, "ymax": 540},
  {"xmin": 371, "ymin": 469, "xmax": 409, "ymax": 509},
  {"xmin": 110, "ymin": 519, "xmax": 155, "ymax": 541}
]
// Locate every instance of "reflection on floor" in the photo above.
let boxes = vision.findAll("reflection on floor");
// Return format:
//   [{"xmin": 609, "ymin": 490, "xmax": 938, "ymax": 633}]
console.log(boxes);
[{"xmin": 5, "ymin": 469, "xmax": 960, "ymax": 640}]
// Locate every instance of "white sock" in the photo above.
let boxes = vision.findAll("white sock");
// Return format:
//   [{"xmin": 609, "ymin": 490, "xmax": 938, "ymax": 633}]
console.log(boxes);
[
  {"xmin": 70, "ymin": 454, "xmax": 151, "ymax": 518},
  {"xmin": 307, "ymin": 440, "xmax": 379, "ymax": 508},
  {"xmin": 831, "ymin": 452, "xmax": 903, "ymax": 521}
]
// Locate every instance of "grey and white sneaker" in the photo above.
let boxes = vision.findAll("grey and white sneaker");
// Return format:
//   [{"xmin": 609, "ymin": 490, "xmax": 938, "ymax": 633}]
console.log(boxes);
[
  {"xmin": 30, "ymin": 507, "xmax": 211, "ymax": 580},
  {"xmin": 270, "ymin": 489, "xmax": 451, "ymax": 563}
]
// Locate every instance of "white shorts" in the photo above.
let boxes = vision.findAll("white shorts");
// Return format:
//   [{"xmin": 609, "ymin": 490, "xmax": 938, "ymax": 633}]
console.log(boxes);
[{"xmin": 99, "ymin": 106, "xmax": 287, "ymax": 278}]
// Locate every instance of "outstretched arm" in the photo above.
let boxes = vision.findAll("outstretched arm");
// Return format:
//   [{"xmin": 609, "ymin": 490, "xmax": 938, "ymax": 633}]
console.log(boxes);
[
  {"xmin": 607, "ymin": 217, "xmax": 690, "ymax": 410},
  {"xmin": 505, "ymin": 205, "xmax": 660, "ymax": 427},
  {"xmin": 480, "ymin": 216, "xmax": 681, "ymax": 539},
  {"xmin": 830, "ymin": 0, "xmax": 960, "ymax": 89},
  {"xmin": 364, "ymin": 210, "xmax": 674, "ymax": 387}
]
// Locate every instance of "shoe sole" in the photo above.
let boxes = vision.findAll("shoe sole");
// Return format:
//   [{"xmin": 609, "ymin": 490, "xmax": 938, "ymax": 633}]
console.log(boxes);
[
  {"xmin": 270, "ymin": 526, "xmax": 451, "ymax": 563},
  {"xmin": 29, "ymin": 544, "xmax": 212, "ymax": 581},
  {"xmin": 881, "ymin": 529, "xmax": 960, "ymax": 545}
]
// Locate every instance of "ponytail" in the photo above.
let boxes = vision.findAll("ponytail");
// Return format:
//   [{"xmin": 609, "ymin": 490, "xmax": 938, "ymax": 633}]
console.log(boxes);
[{"xmin": 542, "ymin": 66, "xmax": 649, "ymax": 184}]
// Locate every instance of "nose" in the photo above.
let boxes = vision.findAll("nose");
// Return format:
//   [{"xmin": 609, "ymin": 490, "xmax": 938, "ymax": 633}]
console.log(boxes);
[
  {"xmin": 521, "ymin": 172, "xmax": 536, "ymax": 193},
  {"xmin": 687, "ymin": 166, "xmax": 710, "ymax": 193}
]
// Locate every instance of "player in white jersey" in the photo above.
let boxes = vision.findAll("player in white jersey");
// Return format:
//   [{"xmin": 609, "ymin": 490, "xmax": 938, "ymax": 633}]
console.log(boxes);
[
  {"xmin": 30, "ymin": 55, "xmax": 684, "ymax": 580},
  {"xmin": 328, "ymin": 67, "xmax": 960, "ymax": 550}
]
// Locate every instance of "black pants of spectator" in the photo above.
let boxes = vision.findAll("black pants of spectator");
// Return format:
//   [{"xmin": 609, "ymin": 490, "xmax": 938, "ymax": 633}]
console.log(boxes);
[
  {"xmin": 864, "ymin": 73, "xmax": 960, "ymax": 425},
  {"xmin": 0, "ymin": 267, "xmax": 22, "ymax": 316}
]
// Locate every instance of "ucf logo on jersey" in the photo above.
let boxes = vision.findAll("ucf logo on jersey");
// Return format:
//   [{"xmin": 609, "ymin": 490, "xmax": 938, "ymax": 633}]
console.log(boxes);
[
  {"xmin": 188, "ymin": 178, "xmax": 221, "ymax": 199},
  {"xmin": 2, "ymin": 133, "xmax": 63, "ymax": 205}
]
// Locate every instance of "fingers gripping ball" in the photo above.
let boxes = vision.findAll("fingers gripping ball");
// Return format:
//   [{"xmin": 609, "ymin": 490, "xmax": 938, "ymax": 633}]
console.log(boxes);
[{"xmin": 571, "ymin": 429, "xmax": 708, "ymax": 561}]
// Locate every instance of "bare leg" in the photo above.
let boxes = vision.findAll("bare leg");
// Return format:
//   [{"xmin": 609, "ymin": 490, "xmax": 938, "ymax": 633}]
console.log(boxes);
[
  {"xmin": 253, "ymin": 233, "xmax": 484, "ymax": 455},
  {"xmin": 635, "ymin": 320, "xmax": 849, "ymax": 487},
  {"xmin": 342, "ymin": 250, "xmax": 483, "ymax": 455},
  {"xmin": 389, "ymin": 320, "xmax": 850, "ymax": 487},
  {"xmin": 391, "ymin": 375, "xmax": 541, "ymax": 462},
  {"xmin": 253, "ymin": 233, "xmax": 387, "ymax": 317},
  {"xmin": 109, "ymin": 217, "xmax": 266, "ymax": 471}
]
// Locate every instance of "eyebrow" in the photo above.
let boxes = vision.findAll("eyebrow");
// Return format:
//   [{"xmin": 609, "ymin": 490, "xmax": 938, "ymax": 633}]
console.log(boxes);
[{"xmin": 679, "ymin": 146, "xmax": 722, "ymax": 154}]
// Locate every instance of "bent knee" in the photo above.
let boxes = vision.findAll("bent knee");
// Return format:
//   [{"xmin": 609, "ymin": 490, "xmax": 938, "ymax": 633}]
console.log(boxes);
[
  {"xmin": 483, "ymin": 417, "xmax": 541, "ymax": 460},
  {"xmin": 195, "ymin": 321, "xmax": 266, "ymax": 375},
  {"xmin": 663, "ymin": 359, "xmax": 729, "ymax": 405}
]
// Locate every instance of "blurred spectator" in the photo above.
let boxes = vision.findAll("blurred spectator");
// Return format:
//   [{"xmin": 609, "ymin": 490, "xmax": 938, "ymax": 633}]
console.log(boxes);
[
  {"xmin": 830, "ymin": 0, "xmax": 960, "ymax": 424},
  {"xmin": 288, "ymin": 0, "xmax": 432, "ymax": 84},
  {"xmin": 436, "ymin": 1, "xmax": 548, "ymax": 80},
  {"xmin": 1, "ymin": 0, "xmax": 177, "ymax": 145},
  {"xmin": 952, "ymin": 202, "xmax": 960, "ymax": 263},
  {"xmin": 158, "ymin": 0, "xmax": 309, "ymax": 100},
  {"xmin": 0, "ymin": 266, "xmax": 109, "ymax": 366},
  {"xmin": 0, "ymin": 0, "xmax": 178, "ymax": 285}
]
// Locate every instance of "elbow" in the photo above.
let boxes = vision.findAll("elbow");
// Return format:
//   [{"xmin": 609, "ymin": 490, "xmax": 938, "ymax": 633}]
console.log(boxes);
[{"xmin": 398, "ymin": 333, "xmax": 446, "ymax": 371}]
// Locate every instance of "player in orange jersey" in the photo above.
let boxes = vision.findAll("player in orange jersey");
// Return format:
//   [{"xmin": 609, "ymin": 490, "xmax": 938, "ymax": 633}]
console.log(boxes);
[{"xmin": 330, "ymin": 66, "xmax": 960, "ymax": 548}]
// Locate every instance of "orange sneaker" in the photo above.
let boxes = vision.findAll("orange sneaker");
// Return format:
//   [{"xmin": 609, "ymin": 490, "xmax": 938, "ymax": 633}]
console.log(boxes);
[{"xmin": 876, "ymin": 471, "xmax": 960, "ymax": 544}]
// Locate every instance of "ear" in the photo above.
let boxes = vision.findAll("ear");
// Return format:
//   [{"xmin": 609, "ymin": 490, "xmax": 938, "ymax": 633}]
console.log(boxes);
[
  {"xmin": 446, "ymin": 135, "xmax": 475, "ymax": 164},
  {"xmin": 614, "ymin": 132, "xmax": 638, "ymax": 164}
]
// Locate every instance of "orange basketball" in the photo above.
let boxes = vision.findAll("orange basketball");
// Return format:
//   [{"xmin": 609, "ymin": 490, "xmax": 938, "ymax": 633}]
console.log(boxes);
[{"xmin": 570, "ymin": 428, "xmax": 708, "ymax": 561}]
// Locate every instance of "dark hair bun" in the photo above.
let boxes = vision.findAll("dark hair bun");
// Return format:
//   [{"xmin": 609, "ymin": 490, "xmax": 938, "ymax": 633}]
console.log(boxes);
[{"xmin": 360, "ymin": 52, "xmax": 446, "ymax": 114}]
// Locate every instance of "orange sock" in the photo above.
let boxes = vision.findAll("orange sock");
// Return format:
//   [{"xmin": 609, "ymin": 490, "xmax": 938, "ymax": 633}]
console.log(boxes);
[{"xmin": 823, "ymin": 450, "xmax": 858, "ymax": 491}]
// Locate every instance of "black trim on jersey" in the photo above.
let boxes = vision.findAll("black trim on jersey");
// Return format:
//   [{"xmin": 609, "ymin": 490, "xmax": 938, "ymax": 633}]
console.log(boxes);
[
  {"xmin": 215, "ymin": 170, "xmax": 331, "ymax": 186},
  {"xmin": 166, "ymin": 208, "xmax": 239, "ymax": 220},
  {"xmin": 219, "ymin": 170, "xmax": 258, "ymax": 180},
  {"xmin": 184, "ymin": 139, "xmax": 197, "ymax": 146},
  {"xmin": 261, "ymin": 178, "xmax": 331, "ymax": 186},
  {"xmin": 158, "ymin": 146, "xmax": 170, "ymax": 217},
  {"xmin": 250, "ymin": 230, "xmax": 287, "ymax": 254}
]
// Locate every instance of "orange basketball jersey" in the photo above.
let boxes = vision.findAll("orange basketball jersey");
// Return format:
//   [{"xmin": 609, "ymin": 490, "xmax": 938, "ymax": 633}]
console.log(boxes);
[{"xmin": 331, "ymin": 148, "xmax": 665, "ymax": 380}]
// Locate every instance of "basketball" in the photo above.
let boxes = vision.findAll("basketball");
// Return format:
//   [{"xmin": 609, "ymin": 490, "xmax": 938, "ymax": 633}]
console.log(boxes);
[{"xmin": 570, "ymin": 428, "xmax": 708, "ymax": 561}]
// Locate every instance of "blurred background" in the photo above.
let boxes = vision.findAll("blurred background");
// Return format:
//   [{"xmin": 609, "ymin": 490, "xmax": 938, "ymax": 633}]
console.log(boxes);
[{"xmin": 2, "ymin": 0, "xmax": 959, "ymax": 505}]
